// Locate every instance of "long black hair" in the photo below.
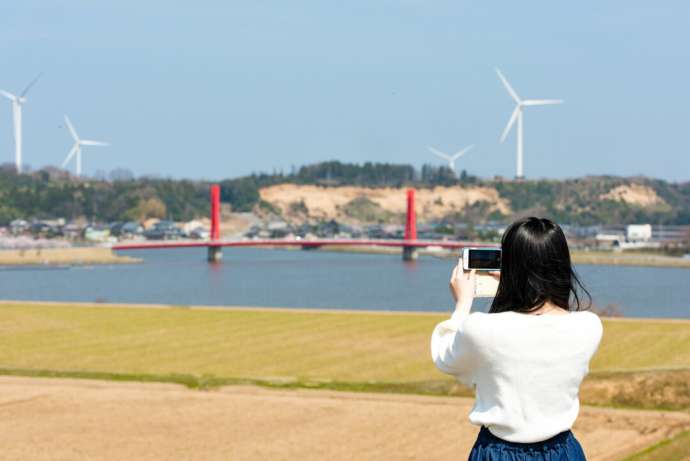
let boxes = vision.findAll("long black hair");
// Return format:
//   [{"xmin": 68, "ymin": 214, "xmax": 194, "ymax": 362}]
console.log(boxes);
[{"xmin": 490, "ymin": 217, "xmax": 591, "ymax": 313}]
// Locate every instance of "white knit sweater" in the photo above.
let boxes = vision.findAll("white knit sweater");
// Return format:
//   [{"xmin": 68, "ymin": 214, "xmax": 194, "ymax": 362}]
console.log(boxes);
[{"xmin": 431, "ymin": 309, "xmax": 603, "ymax": 443}]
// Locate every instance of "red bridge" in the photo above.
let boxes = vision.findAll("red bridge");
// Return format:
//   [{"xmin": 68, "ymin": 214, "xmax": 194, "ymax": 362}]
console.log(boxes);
[{"xmin": 112, "ymin": 185, "xmax": 497, "ymax": 262}]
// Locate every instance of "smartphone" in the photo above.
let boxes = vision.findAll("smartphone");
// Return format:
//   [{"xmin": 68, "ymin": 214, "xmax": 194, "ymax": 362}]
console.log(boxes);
[{"xmin": 462, "ymin": 248, "xmax": 502, "ymax": 271}]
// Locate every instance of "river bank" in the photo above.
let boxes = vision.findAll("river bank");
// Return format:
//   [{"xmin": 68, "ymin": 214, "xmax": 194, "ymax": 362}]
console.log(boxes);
[
  {"xmin": 0, "ymin": 247, "xmax": 140, "ymax": 266},
  {"xmin": 571, "ymin": 250, "xmax": 690, "ymax": 268},
  {"xmin": 315, "ymin": 245, "xmax": 690, "ymax": 268},
  {"xmin": 6, "ymin": 242, "xmax": 685, "ymax": 269}
]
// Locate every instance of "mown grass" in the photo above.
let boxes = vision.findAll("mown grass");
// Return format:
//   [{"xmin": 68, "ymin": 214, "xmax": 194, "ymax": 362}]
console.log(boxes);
[
  {"xmin": 622, "ymin": 429, "xmax": 690, "ymax": 461},
  {"xmin": 0, "ymin": 302, "xmax": 688, "ymax": 409}
]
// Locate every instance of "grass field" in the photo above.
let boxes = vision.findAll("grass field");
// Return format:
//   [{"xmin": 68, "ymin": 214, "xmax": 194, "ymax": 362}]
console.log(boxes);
[{"xmin": 0, "ymin": 302, "xmax": 688, "ymax": 397}]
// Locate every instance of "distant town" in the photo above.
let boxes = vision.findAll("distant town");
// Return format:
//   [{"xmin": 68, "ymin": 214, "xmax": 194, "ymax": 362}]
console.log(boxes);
[{"xmin": 2, "ymin": 214, "xmax": 688, "ymax": 256}]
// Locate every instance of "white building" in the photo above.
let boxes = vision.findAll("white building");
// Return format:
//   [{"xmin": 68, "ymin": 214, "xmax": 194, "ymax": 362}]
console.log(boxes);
[{"xmin": 626, "ymin": 224, "xmax": 652, "ymax": 242}]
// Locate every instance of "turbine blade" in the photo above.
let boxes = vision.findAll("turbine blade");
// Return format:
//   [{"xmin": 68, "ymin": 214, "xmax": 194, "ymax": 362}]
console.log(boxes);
[
  {"xmin": 500, "ymin": 107, "xmax": 520, "ymax": 143},
  {"xmin": 495, "ymin": 68, "xmax": 520, "ymax": 103},
  {"xmin": 62, "ymin": 144, "xmax": 78, "ymax": 167},
  {"xmin": 522, "ymin": 99, "xmax": 564, "ymax": 106},
  {"xmin": 64, "ymin": 115, "xmax": 79, "ymax": 141},
  {"xmin": 80, "ymin": 140, "xmax": 110, "ymax": 147},
  {"xmin": 20, "ymin": 72, "xmax": 43, "ymax": 97},
  {"xmin": 0, "ymin": 90, "xmax": 17, "ymax": 101},
  {"xmin": 428, "ymin": 146, "xmax": 450, "ymax": 161},
  {"xmin": 452, "ymin": 145, "xmax": 474, "ymax": 160}
]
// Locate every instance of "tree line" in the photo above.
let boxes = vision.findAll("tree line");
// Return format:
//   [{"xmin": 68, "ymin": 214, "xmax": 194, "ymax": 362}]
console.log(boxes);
[{"xmin": 0, "ymin": 162, "xmax": 688, "ymax": 225}]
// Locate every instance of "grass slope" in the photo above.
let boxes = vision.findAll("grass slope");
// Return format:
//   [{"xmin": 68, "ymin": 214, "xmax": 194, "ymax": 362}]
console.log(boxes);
[
  {"xmin": 0, "ymin": 302, "xmax": 688, "ymax": 406},
  {"xmin": 623, "ymin": 429, "xmax": 690, "ymax": 461}
]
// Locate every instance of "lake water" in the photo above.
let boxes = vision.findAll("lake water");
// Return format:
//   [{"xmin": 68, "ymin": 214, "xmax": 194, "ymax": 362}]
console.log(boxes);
[{"xmin": 0, "ymin": 248, "xmax": 688, "ymax": 319}]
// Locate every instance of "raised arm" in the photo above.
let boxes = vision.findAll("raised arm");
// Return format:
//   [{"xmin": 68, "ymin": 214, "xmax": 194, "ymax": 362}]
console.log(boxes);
[{"xmin": 430, "ymin": 259, "xmax": 478, "ymax": 386}]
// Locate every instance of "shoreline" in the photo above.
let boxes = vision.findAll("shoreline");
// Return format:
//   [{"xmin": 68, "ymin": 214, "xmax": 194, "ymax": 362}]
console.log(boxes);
[
  {"xmin": 1, "ymin": 299, "xmax": 688, "ymax": 323},
  {"xmin": 0, "ymin": 247, "xmax": 140, "ymax": 266},
  {"xmin": 571, "ymin": 250, "xmax": 690, "ymax": 269},
  {"xmin": 4, "ymin": 243, "xmax": 687, "ymax": 269},
  {"xmin": 315, "ymin": 245, "xmax": 690, "ymax": 268}
]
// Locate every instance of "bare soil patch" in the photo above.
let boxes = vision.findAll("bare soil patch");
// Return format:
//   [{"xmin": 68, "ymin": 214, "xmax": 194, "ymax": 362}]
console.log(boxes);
[
  {"xmin": 599, "ymin": 184, "xmax": 667, "ymax": 208},
  {"xmin": 0, "ymin": 377, "xmax": 688, "ymax": 461}
]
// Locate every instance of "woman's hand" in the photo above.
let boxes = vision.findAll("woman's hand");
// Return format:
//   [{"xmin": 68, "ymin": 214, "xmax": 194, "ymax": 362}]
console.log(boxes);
[{"xmin": 449, "ymin": 258, "xmax": 476, "ymax": 309}]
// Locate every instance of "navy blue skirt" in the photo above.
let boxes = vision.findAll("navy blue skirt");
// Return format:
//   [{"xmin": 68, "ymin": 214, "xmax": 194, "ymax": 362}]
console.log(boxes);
[{"xmin": 468, "ymin": 426, "xmax": 586, "ymax": 461}]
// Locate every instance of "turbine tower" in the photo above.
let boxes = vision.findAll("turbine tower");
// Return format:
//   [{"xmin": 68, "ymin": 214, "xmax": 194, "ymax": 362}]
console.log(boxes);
[
  {"xmin": 62, "ymin": 115, "xmax": 110, "ymax": 177},
  {"xmin": 428, "ymin": 145, "xmax": 473, "ymax": 173},
  {"xmin": 0, "ymin": 73, "xmax": 42, "ymax": 173},
  {"xmin": 496, "ymin": 68, "xmax": 563, "ymax": 179}
]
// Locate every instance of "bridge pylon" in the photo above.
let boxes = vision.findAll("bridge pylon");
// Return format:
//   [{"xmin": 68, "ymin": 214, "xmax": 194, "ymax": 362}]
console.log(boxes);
[
  {"xmin": 208, "ymin": 184, "xmax": 222, "ymax": 262},
  {"xmin": 403, "ymin": 188, "xmax": 418, "ymax": 261}
]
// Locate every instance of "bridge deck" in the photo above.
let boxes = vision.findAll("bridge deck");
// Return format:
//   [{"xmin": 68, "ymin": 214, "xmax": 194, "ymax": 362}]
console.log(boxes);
[{"xmin": 112, "ymin": 239, "xmax": 497, "ymax": 251}]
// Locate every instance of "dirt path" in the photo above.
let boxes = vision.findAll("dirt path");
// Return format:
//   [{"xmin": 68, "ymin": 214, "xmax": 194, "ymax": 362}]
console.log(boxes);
[{"xmin": 0, "ymin": 377, "xmax": 688, "ymax": 461}]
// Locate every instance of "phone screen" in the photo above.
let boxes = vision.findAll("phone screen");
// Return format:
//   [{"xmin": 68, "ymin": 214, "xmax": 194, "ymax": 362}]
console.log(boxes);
[{"xmin": 467, "ymin": 249, "xmax": 501, "ymax": 270}]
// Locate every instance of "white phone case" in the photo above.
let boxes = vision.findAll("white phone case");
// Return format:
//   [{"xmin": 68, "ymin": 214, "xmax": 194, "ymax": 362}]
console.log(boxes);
[
  {"xmin": 462, "ymin": 249, "xmax": 470, "ymax": 270},
  {"xmin": 474, "ymin": 273, "xmax": 499, "ymax": 298}
]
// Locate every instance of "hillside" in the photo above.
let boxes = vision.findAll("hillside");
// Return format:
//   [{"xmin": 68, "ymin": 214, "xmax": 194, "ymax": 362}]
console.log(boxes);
[
  {"xmin": 227, "ymin": 164, "xmax": 690, "ymax": 225},
  {"xmin": 0, "ymin": 162, "xmax": 688, "ymax": 226},
  {"xmin": 490, "ymin": 177, "xmax": 687, "ymax": 226},
  {"xmin": 255, "ymin": 177, "xmax": 689, "ymax": 226}
]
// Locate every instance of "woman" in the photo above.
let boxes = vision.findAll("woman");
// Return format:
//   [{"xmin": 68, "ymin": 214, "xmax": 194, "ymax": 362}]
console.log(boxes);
[{"xmin": 431, "ymin": 217, "xmax": 603, "ymax": 461}]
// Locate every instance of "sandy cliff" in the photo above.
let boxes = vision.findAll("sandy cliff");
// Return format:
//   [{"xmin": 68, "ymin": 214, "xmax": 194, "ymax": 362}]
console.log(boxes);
[
  {"xmin": 599, "ymin": 184, "xmax": 667, "ymax": 208},
  {"xmin": 259, "ymin": 184, "xmax": 510, "ymax": 223}
]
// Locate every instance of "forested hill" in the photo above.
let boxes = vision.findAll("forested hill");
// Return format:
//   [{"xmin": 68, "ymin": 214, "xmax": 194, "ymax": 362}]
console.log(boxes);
[{"xmin": 0, "ymin": 162, "xmax": 688, "ymax": 226}]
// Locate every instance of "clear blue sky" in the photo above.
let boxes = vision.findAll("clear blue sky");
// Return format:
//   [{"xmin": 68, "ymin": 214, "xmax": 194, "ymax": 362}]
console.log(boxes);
[{"xmin": 1, "ymin": 1, "xmax": 689, "ymax": 181}]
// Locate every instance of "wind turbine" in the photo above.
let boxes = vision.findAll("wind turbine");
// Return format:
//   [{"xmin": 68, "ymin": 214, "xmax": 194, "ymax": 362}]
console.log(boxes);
[
  {"xmin": 496, "ymin": 68, "xmax": 563, "ymax": 179},
  {"xmin": 0, "ymin": 73, "xmax": 42, "ymax": 173},
  {"xmin": 428, "ymin": 145, "xmax": 473, "ymax": 173},
  {"xmin": 62, "ymin": 115, "xmax": 110, "ymax": 177}
]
